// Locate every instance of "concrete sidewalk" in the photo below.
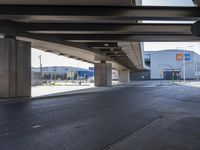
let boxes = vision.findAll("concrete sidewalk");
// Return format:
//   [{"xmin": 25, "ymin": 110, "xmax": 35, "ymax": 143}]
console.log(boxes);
[
  {"xmin": 32, "ymin": 84, "xmax": 94, "ymax": 97},
  {"xmin": 0, "ymin": 83, "xmax": 127, "ymax": 104},
  {"xmin": 177, "ymin": 81, "xmax": 200, "ymax": 88}
]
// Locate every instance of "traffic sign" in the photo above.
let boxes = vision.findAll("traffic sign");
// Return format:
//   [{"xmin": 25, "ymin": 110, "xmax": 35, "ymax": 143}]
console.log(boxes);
[
  {"xmin": 176, "ymin": 54, "xmax": 183, "ymax": 61},
  {"xmin": 184, "ymin": 54, "xmax": 190, "ymax": 61}
]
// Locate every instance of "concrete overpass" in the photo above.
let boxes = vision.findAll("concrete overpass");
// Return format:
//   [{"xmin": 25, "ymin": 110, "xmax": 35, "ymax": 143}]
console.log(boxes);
[{"xmin": 0, "ymin": 0, "xmax": 200, "ymax": 98}]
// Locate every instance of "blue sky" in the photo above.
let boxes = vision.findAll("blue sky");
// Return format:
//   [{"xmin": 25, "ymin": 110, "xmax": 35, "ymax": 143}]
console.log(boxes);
[{"xmin": 32, "ymin": 0, "xmax": 198, "ymax": 67}]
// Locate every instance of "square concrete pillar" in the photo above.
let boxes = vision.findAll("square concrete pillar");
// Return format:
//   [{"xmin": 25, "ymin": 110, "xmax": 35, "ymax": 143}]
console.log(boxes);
[
  {"xmin": 119, "ymin": 70, "xmax": 130, "ymax": 83},
  {"xmin": 0, "ymin": 38, "xmax": 31, "ymax": 98},
  {"xmin": 94, "ymin": 63, "xmax": 112, "ymax": 87}
]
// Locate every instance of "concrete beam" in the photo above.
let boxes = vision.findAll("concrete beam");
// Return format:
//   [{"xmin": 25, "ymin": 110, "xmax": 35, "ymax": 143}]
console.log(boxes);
[
  {"xmin": 28, "ymin": 24, "xmax": 191, "ymax": 35},
  {"xmin": 4, "ymin": 22, "xmax": 190, "ymax": 35},
  {"xmin": 0, "ymin": 19, "xmax": 192, "ymax": 35},
  {"xmin": 0, "ymin": 5, "xmax": 199, "ymax": 22},
  {"xmin": 119, "ymin": 42, "xmax": 143, "ymax": 70},
  {"xmin": 192, "ymin": 21, "xmax": 200, "ymax": 36},
  {"xmin": 0, "ymin": 38, "xmax": 31, "ymax": 98},
  {"xmin": 63, "ymin": 34, "xmax": 200, "ymax": 42}
]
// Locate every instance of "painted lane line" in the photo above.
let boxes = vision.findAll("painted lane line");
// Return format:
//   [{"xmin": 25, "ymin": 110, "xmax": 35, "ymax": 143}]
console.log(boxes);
[{"xmin": 32, "ymin": 124, "xmax": 42, "ymax": 129}]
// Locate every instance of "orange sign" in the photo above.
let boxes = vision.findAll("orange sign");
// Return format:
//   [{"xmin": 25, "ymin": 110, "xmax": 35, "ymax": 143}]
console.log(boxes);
[{"xmin": 176, "ymin": 54, "xmax": 183, "ymax": 61}]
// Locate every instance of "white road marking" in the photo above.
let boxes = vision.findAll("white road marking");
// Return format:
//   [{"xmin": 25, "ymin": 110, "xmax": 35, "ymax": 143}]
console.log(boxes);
[{"xmin": 32, "ymin": 125, "xmax": 42, "ymax": 129}]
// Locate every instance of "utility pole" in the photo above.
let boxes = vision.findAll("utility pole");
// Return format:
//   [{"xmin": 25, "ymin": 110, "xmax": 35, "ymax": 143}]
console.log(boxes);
[
  {"xmin": 39, "ymin": 55, "xmax": 42, "ymax": 81},
  {"xmin": 183, "ymin": 50, "xmax": 186, "ymax": 82}
]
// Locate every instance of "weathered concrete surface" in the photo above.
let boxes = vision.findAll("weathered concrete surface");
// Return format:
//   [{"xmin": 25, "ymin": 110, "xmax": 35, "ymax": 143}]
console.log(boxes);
[
  {"xmin": 119, "ymin": 42, "xmax": 144, "ymax": 70},
  {"xmin": 0, "ymin": 0, "xmax": 144, "ymax": 72},
  {"xmin": 0, "ymin": 0, "xmax": 135, "ymax": 6},
  {"xmin": 94, "ymin": 63, "xmax": 112, "ymax": 86},
  {"xmin": 119, "ymin": 69, "xmax": 130, "ymax": 83},
  {"xmin": 0, "ymin": 38, "xmax": 31, "ymax": 98}
]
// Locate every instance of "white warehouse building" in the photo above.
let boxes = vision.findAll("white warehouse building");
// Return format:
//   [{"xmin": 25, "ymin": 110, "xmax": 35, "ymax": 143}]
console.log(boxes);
[{"xmin": 144, "ymin": 50, "xmax": 200, "ymax": 80}]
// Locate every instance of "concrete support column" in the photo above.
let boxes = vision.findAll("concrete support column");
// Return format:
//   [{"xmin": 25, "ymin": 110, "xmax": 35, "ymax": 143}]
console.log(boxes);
[
  {"xmin": 94, "ymin": 62, "xmax": 112, "ymax": 87},
  {"xmin": 119, "ymin": 69, "xmax": 130, "ymax": 83},
  {"xmin": 0, "ymin": 38, "xmax": 31, "ymax": 98}
]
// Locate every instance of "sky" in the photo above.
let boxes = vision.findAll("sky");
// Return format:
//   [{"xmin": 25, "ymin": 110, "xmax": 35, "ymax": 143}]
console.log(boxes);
[
  {"xmin": 32, "ymin": 0, "xmax": 199, "ymax": 67},
  {"xmin": 144, "ymin": 42, "xmax": 200, "ymax": 54},
  {"xmin": 32, "ymin": 48, "xmax": 93, "ymax": 68}
]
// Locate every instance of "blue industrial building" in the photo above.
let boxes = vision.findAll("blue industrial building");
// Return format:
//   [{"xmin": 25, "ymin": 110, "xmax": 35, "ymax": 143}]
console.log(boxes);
[{"xmin": 32, "ymin": 66, "xmax": 94, "ymax": 80}]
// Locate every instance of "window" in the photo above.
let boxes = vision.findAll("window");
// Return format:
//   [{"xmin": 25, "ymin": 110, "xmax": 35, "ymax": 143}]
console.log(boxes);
[{"xmin": 144, "ymin": 54, "xmax": 151, "ymax": 67}]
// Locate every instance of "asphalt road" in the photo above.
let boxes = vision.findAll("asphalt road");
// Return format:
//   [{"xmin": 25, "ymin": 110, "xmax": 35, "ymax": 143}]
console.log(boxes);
[{"xmin": 0, "ymin": 81, "xmax": 200, "ymax": 150}]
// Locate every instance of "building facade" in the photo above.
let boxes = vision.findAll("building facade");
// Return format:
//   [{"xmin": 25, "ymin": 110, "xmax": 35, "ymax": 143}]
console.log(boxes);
[
  {"xmin": 32, "ymin": 66, "xmax": 94, "ymax": 80},
  {"xmin": 145, "ymin": 50, "xmax": 200, "ymax": 80}
]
